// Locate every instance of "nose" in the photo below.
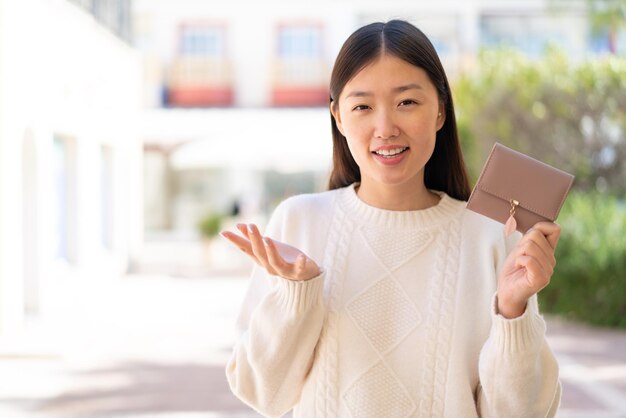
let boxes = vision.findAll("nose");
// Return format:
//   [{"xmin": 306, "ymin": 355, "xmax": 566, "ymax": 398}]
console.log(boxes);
[{"xmin": 373, "ymin": 109, "xmax": 399, "ymax": 139}]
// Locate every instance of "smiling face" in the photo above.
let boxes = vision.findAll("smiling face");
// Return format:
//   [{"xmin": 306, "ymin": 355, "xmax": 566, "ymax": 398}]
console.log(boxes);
[{"xmin": 331, "ymin": 53, "xmax": 445, "ymax": 201}]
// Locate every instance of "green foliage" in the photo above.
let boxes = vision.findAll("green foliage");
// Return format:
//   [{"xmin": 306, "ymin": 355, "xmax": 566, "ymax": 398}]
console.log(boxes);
[
  {"xmin": 197, "ymin": 212, "xmax": 224, "ymax": 239},
  {"xmin": 586, "ymin": 0, "xmax": 626, "ymax": 35},
  {"xmin": 538, "ymin": 192, "xmax": 626, "ymax": 327},
  {"xmin": 453, "ymin": 48, "xmax": 626, "ymax": 327},
  {"xmin": 453, "ymin": 47, "xmax": 626, "ymax": 192}
]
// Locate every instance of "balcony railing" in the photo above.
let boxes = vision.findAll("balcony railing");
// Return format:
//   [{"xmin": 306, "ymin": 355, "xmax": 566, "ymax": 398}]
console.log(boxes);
[
  {"xmin": 271, "ymin": 58, "xmax": 329, "ymax": 106},
  {"xmin": 166, "ymin": 57, "xmax": 233, "ymax": 107}
]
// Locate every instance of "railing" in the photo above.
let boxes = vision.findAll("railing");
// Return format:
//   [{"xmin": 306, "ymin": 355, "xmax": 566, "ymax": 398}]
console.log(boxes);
[
  {"xmin": 271, "ymin": 58, "xmax": 329, "ymax": 106},
  {"xmin": 166, "ymin": 57, "xmax": 234, "ymax": 107}
]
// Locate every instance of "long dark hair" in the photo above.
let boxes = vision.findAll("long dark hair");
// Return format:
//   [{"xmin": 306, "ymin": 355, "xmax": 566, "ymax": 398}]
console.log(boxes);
[{"xmin": 328, "ymin": 20, "xmax": 471, "ymax": 201}]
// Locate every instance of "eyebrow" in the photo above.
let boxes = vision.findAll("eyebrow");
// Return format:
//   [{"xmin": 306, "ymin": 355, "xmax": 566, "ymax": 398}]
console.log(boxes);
[{"xmin": 344, "ymin": 83, "xmax": 424, "ymax": 99}]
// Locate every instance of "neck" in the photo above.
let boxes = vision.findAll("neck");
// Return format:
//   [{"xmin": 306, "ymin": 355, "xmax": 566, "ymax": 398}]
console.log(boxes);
[{"xmin": 356, "ymin": 178, "xmax": 440, "ymax": 211}]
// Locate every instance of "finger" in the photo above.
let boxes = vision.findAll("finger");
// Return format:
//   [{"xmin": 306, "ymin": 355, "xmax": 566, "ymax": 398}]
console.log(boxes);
[
  {"xmin": 295, "ymin": 254, "xmax": 308, "ymax": 274},
  {"xmin": 263, "ymin": 237, "xmax": 293, "ymax": 277},
  {"xmin": 247, "ymin": 224, "xmax": 273, "ymax": 272},
  {"xmin": 516, "ymin": 237, "xmax": 555, "ymax": 274},
  {"xmin": 528, "ymin": 222, "xmax": 561, "ymax": 250},
  {"xmin": 522, "ymin": 228, "xmax": 556, "ymax": 263},
  {"xmin": 516, "ymin": 255, "xmax": 550, "ymax": 291},
  {"xmin": 219, "ymin": 231, "xmax": 259, "ymax": 264},
  {"xmin": 236, "ymin": 223, "xmax": 251, "ymax": 239},
  {"xmin": 293, "ymin": 254, "xmax": 315, "ymax": 281}
]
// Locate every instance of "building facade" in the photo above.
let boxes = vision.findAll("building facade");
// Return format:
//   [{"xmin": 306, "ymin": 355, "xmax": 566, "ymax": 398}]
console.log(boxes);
[{"xmin": 134, "ymin": 0, "xmax": 611, "ymax": 235}]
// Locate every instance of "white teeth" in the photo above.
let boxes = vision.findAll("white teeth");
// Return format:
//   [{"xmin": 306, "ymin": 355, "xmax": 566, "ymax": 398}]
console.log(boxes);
[{"xmin": 375, "ymin": 147, "xmax": 407, "ymax": 156}]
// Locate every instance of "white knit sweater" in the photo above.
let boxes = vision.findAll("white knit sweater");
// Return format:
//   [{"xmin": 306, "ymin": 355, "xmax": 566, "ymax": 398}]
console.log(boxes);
[{"xmin": 226, "ymin": 184, "xmax": 561, "ymax": 418}]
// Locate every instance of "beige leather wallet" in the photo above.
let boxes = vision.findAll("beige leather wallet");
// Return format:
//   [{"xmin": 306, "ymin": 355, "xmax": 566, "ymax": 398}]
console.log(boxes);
[{"xmin": 466, "ymin": 143, "xmax": 575, "ymax": 235}]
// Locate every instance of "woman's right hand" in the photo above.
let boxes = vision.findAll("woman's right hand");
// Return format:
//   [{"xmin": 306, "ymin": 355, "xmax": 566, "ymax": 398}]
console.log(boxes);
[{"xmin": 220, "ymin": 223, "xmax": 320, "ymax": 281}]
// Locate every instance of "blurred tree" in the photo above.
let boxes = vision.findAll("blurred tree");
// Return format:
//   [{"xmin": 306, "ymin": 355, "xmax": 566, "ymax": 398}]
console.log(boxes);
[
  {"xmin": 197, "ymin": 212, "xmax": 224, "ymax": 239},
  {"xmin": 454, "ymin": 48, "xmax": 626, "ymax": 193},
  {"xmin": 540, "ymin": 191, "xmax": 626, "ymax": 328},
  {"xmin": 587, "ymin": 0, "xmax": 626, "ymax": 54},
  {"xmin": 549, "ymin": 0, "xmax": 626, "ymax": 54}
]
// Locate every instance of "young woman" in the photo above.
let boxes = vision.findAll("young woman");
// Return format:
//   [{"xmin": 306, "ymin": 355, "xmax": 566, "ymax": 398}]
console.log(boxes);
[{"xmin": 221, "ymin": 20, "xmax": 561, "ymax": 418}]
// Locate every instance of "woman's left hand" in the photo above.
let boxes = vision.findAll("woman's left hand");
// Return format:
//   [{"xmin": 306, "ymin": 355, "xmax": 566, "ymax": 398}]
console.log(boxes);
[{"xmin": 497, "ymin": 222, "xmax": 561, "ymax": 319}]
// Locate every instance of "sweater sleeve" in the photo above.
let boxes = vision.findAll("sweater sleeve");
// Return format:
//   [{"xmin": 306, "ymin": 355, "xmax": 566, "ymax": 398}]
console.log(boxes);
[
  {"xmin": 477, "ymin": 232, "xmax": 561, "ymax": 417},
  {"xmin": 225, "ymin": 200, "xmax": 326, "ymax": 418},
  {"xmin": 477, "ymin": 294, "xmax": 561, "ymax": 417}
]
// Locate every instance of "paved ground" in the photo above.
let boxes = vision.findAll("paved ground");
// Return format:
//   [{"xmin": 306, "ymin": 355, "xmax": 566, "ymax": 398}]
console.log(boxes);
[
  {"xmin": 545, "ymin": 319, "xmax": 626, "ymax": 417},
  {"xmin": 0, "ymin": 242, "xmax": 625, "ymax": 418},
  {"xmin": 0, "ymin": 272, "xmax": 263, "ymax": 418}
]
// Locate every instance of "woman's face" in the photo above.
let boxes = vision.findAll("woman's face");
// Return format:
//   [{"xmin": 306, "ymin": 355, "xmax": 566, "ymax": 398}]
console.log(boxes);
[{"xmin": 331, "ymin": 54, "xmax": 445, "ymax": 192}]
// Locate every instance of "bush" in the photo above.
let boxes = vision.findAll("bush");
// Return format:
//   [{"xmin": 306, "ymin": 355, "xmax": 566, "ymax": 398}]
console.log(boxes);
[
  {"xmin": 452, "ymin": 47, "xmax": 626, "ymax": 327},
  {"xmin": 538, "ymin": 192, "xmax": 626, "ymax": 327},
  {"xmin": 454, "ymin": 47, "xmax": 626, "ymax": 192},
  {"xmin": 197, "ymin": 212, "xmax": 224, "ymax": 239}
]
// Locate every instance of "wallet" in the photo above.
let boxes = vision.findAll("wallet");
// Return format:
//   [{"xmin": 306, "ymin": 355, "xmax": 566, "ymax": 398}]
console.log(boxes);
[{"xmin": 466, "ymin": 143, "xmax": 575, "ymax": 235}]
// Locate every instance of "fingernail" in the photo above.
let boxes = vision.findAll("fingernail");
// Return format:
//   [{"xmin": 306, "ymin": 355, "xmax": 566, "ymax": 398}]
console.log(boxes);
[
  {"xmin": 263, "ymin": 237, "xmax": 270, "ymax": 247},
  {"xmin": 219, "ymin": 231, "xmax": 227, "ymax": 238},
  {"xmin": 247, "ymin": 224, "xmax": 254, "ymax": 234}
]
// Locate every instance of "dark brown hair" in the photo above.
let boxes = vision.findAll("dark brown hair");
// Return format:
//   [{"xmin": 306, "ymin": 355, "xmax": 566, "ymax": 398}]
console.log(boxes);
[{"xmin": 328, "ymin": 20, "xmax": 471, "ymax": 201}]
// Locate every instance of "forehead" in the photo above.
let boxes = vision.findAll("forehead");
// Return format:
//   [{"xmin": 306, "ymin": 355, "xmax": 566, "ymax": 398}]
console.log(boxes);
[{"xmin": 341, "ymin": 54, "xmax": 435, "ymax": 97}]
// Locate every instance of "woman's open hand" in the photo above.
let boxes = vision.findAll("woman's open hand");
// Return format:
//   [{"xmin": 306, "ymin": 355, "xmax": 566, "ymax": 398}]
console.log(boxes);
[
  {"xmin": 220, "ymin": 223, "xmax": 320, "ymax": 281},
  {"xmin": 497, "ymin": 222, "xmax": 561, "ymax": 319}
]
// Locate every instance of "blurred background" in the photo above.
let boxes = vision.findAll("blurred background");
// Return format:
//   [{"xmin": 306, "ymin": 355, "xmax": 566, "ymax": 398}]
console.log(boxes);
[{"xmin": 0, "ymin": 0, "xmax": 625, "ymax": 417}]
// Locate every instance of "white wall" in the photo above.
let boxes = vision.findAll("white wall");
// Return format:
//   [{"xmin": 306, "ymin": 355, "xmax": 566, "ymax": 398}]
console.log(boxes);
[
  {"xmin": 0, "ymin": 0, "xmax": 143, "ymax": 336},
  {"xmin": 0, "ymin": 0, "xmax": 26, "ymax": 336}
]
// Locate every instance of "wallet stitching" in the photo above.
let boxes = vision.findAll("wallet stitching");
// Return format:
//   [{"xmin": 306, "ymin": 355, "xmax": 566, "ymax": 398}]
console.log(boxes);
[
  {"xmin": 470, "ymin": 143, "xmax": 573, "ymax": 222},
  {"xmin": 478, "ymin": 186, "xmax": 556, "ymax": 220},
  {"xmin": 468, "ymin": 143, "xmax": 499, "ymax": 205},
  {"xmin": 476, "ymin": 144, "xmax": 565, "ymax": 221}
]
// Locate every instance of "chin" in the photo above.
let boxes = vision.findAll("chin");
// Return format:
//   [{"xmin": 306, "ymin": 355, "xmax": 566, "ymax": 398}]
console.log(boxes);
[{"xmin": 375, "ymin": 176, "xmax": 416, "ymax": 187}]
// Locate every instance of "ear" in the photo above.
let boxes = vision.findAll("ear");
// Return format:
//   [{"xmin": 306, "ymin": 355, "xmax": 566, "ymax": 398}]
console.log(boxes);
[
  {"xmin": 330, "ymin": 101, "xmax": 346, "ymax": 137},
  {"xmin": 436, "ymin": 103, "xmax": 446, "ymax": 132}
]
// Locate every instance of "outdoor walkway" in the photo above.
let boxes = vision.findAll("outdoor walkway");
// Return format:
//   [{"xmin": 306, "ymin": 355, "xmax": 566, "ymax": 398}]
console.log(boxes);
[{"xmin": 0, "ymin": 269, "xmax": 625, "ymax": 417}]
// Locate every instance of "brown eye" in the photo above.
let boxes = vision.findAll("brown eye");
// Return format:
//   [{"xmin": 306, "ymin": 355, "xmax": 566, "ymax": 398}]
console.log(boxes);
[
  {"xmin": 398, "ymin": 99, "xmax": 418, "ymax": 107},
  {"xmin": 352, "ymin": 105, "xmax": 371, "ymax": 111}
]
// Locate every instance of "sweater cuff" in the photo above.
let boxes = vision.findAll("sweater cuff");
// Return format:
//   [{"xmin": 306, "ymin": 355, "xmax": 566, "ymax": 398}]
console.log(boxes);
[
  {"xmin": 490, "ymin": 293, "xmax": 546, "ymax": 355},
  {"xmin": 274, "ymin": 271, "xmax": 325, "ymax": 315}
]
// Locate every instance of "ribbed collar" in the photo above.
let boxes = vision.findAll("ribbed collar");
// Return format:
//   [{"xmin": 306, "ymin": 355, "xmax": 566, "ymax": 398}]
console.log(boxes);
[{"xmin": 337, "ymin": 183, "xmax": 465, "ymax": 229}]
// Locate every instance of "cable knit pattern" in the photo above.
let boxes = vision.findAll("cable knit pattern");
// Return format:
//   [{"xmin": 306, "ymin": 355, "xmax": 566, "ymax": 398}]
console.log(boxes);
[
  {"xmin": 433, "ymin": 218, "xmax": 462, "ymax": 416},
  {"xmin": 316, "ymin": 197, "xmax": 354, "ymax": 418},
  {"xmin": 226, "ymin": 184, "xmax": 561, "ymax": 418},
  {"xmin": 418, "ymin": 220, "xmax": 453, "ymax": 417},
  {"xmin": 347, "ymin": 277, "xmax": 421, "ymax": 354}
]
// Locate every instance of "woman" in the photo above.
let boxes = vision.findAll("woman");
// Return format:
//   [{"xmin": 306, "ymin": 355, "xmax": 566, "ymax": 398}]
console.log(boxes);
[{"xmin": 221, "ymin": 20, "xmax": 561, "ymax": 418}]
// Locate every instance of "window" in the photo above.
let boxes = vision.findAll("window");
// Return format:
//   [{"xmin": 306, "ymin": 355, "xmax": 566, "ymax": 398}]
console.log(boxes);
[
  {"xmin": 278, "ymin": 26, "xmax": 322, "ymax": 58},
  {"xmin": 100, "ymin": 146, "xmax": 114, "ymax": 250},
  {"xmin": 180, "ymin": 27, "xmax": 225, "ymax": 56},
  {"xmin": 168, "ymin": 23, "xmax": 233, "ymax": 107},
  {"xmin": 52, "ymin": 136, "xmax": 78, "ymax": 263},
  {"xmin": 480, "ymin": 14, "xmax": 584, "ymax": 57},
  {"xmin": 272, "ymin": 23, "xmax": 328, "ymax": 106}
]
